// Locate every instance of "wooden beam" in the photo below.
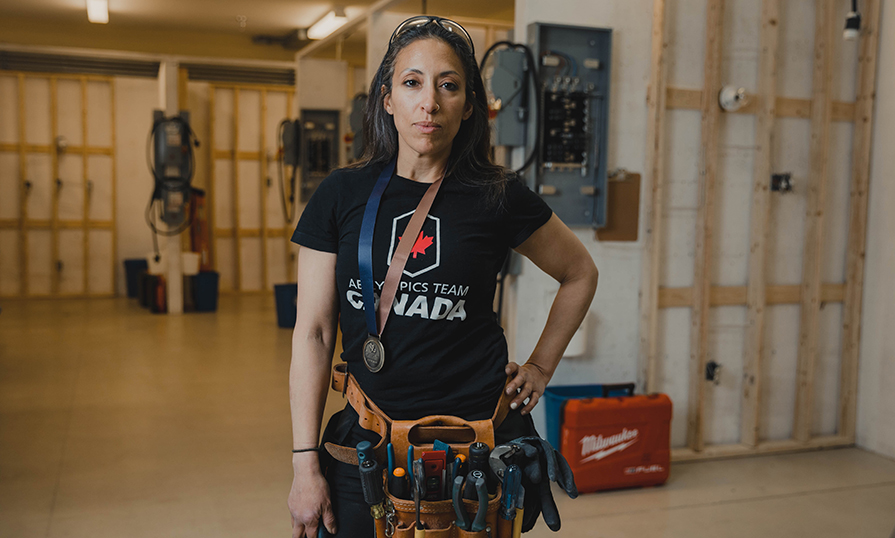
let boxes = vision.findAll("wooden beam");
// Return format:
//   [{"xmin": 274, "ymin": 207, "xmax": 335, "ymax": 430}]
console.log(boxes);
[
  {"xmin": 687, "ymin": 0, "xmax": 724, "ymax": 453},
  {"xmin": 17, "ymin": 74, "xmax": 28, "ymax": 296},
  {"xmin": 285, "ymin": 91, "xmax": 296, "ymax": 284},
  {"xmin": 50, "ymin": 77, "xmax": 60, "ymax": 296},
  {"xmin": 840, "ymin": 0, "xmax": 881, "ymax": 442},
  {"xmin": 672, "ymin": 435, "xmax": 852, "ymax": 462},
  {"xmin": 232, "ymin": 89, "xmax": 242, "ymax": 291},
  {"xmin": 741, "ymin": 0, "xmax": 780, "ymax": 448},
  {"xmin": 260, "ymin": 90, "xmax": 269, "ymax": 291},
  {"xmin": 794, "ymin": 0, "xmax": 835, "ymax": 444},
  {"xmin": 109, "ymin": 79, "xmax": 119, "ymax": 296},
  {"xmin": 658, "ymin": 284, "xmax": 845, "ymax": 308},
  {"xmin": 639, "ymin": 0, "xmax": 668, "ymax": 395},
  {"xmin": 81, "ymin": 77, "xmax": 89, "ymax": 295},
  {"xmin": 209, "ymin": 87, "xmax": 218, "ymax": 274},
  {"xmin": 666, "ymin": 87, "xmax": 854, "ymax": 121}
]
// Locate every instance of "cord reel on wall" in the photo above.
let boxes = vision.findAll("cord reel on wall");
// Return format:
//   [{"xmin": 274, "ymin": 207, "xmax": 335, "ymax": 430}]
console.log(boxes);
[{"xmin": 146, "ymin": 110, "xmax": 200, "ymax": 258}]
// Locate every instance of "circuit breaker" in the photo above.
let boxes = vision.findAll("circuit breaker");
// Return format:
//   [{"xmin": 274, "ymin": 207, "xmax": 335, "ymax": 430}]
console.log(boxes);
[
  {"xmin": 300, "ymin": 109, "xmax": 339, "ymax": 202},
  {"xmin": 528, "ymin": 22, "xmax": 612, "ymax": 228}
]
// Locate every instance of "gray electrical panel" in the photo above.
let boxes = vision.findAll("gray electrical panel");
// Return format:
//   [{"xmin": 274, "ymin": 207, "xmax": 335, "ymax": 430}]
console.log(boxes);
[
  {"xmin": 489, "ymin": 48, "xmax": 529, "ymax": 147},
  {"xmin": 528, "ymin": 22, "xmax": 612, "ymax": 228},
  {"xmin": 300, "ymin": 109, "xmax": 339, "ymax": 202}
]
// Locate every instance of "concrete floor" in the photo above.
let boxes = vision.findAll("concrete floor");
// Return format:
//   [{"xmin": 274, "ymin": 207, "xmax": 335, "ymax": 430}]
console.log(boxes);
[{"xmin": 1, "ymin": 296, "xmax": 894, "ymax": 538}]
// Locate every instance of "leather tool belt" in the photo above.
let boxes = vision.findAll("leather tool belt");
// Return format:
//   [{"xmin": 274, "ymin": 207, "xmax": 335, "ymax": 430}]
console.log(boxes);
[{"xmin": 324, "ymin": 363, "xmax": 515, "ymax": 537}]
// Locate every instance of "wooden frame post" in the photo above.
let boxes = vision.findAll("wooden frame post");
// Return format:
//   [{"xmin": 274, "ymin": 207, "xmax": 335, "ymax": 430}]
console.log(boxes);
[
  {"xmin": 840, "ymin": 0, "xmax": 880, "ymax": 441},
  {"xmin": 741, "ymin": 0, "xmax": 780, "ymax": 448},
  {"xmin": 260, "ymin": 89, "xmax": 270, "ymax": 291},
  {"xmin": 232, "ymin": 88, "xmax": 242, "ymax": 291},
  {"xmin": 81, "ymin": 77, "xmax": 90, "ymax": 294},
  {"xmin": 688, "ymin": 0, "xmax": 724, "ymax": 452},
  {"xmin": 50, "ymin": 77, "xmax": 60, "ymax": 295},
  {"xmin": 794, "ymin": 0, "xmax": 835, "ymax": 444},
  {"xmin": 17, "ymin": 74, "xmax": 28, "ymax": 296},
  {"xmin": 638, "ymin": 0, "xmax": 668, "ymax": 395}
]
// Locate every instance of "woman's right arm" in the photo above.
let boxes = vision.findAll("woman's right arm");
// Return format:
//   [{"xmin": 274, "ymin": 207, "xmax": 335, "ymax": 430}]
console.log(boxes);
[{"xmin": 288, "ymin": 247, "xmax": 339, "ymax": 538}]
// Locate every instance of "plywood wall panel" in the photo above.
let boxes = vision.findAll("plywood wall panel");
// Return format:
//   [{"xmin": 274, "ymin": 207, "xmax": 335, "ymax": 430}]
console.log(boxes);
[
  {"xmin": 657, "ymin": 307, "xmax": 693, "ymax": 448},
  {"xmin": 777, "ymin": 0, "xmax": 815, "ymax": 100},
  {"xmin": 25, "ymin": 153, "xmax": 53, "ymax": 220},
  {"xmin": 23, "ymin": 78, "xmax": 51, "ymax": 145},
  {"xmin": 813, "ymin": 303, "xmax": 843, "ymax": 436},
  {"xmin": 87, "ymin": 230, "xmax": 113, "ymax": 294},
  {"xmin": 713, "ymin": 118, "xmax": 755, "ymax": 286},
  {"xmin": 767, "ymin": 118, "xmax": 810, "ymax": 286},
  {"xmin": 27, "ymin": 229, "xmax": 52, "ymax": 295},
  {"xmin": 0, "ymin": 153, "xmax": 20, "ymax": 219},
  {"xmin": 821, "ymin": 122, "xmax": 854, "ymax": 284},
  {"xmin": 703, "ymin": 306, "xmax": 747, "ymax": 445},
  {"xmin": 56, "ymin": 79, "xmax": 83, "ymax": 146},
  {"xmin": 0, "ymin": 76, "xmax": 19, "ymax": 144},
  {"xmin": 87, "ymin": 155, "xmax": 113, "ymax": 221},
  {"xmin": 759, "ymin": 304, "xmax": 800, "ymax": 441},
  {"xmin": 666, "ymin": 0, "xmax": 708, "ymax": 87},
  {"xmin": 239, "ymin": 237, "xmax": 263, "ymax": 291},
  {"xmin": 237, "ymin": 90, "xmax": 261, "ymax": 153},
  {"xmin": 57, "ymin": 154, "xmax": 84, "ymax": 221},
  {"xmin": 237, "ymin": 159, "xmax": 261, "ymax": 229},
  {"xmin": 0, "ymin": 230, "xmax": 20, "ymax": 296},
  {"xmin": 215, "ymin": 238, "xmax": 235, "ymax": 292},
  {"xmin": 213, "ymin": 159, "xmax": 234, "ymax": 228},
  {"xmin": 266, "ymin": 237, "xmax": 287, "ymax": 287},
  {"xmin": 85, "ymin": 81, "xmax": 112, "ymax": 147},
  {"xmin": 213, "ymin": 88, "xmax": 235, "ymax": 152},
  {"xmin": 57, "ymin": 229, "xmax": 85, "ymax": 294}
]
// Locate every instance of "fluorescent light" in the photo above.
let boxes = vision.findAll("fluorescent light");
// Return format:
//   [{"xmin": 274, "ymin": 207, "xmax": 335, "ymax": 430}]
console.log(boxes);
[
  {"xmin": 307, "ymin": 9, "xmax": 348, "ymax": 40},
  {"xmin": 86, "ymin": 0, "xmax": 109, "ymax": 24}
]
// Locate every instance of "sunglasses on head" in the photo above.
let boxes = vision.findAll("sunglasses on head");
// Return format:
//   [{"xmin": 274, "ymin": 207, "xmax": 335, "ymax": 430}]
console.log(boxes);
[{"xmin": 389, "ymin": 16, "xmax": 475, "ymax": 56}]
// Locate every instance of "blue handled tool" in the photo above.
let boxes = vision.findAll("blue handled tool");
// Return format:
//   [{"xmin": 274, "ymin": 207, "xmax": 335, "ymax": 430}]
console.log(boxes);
[
  {"xmin": 356, "ymin": 441, "xmax": 374, "ymax": 466},
  {"xmin": 387, "ymin": 443, "xmax": 396, "ymax": 475},
  {"xmin": 500, "ymin": 464, "xmax": 521, "ymax": 522}
]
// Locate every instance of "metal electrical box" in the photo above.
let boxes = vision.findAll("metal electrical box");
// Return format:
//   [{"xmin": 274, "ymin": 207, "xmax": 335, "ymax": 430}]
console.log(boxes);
[
  {"xmin": 488, "ymin": 48, "xmax": 529, "ymax": 147},
  {"xmin": 300, "ymin": 109, "xmax": 339, "ymax": 202},
  {"xmin": 528, "ymin": 23, "xmax": 612, "ymax": 228}
]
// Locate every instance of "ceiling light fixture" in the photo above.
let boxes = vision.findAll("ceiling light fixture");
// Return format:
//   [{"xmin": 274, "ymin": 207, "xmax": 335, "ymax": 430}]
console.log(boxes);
[
  {"xmin": 86, "ymin": 0, "xmax": 109, "ymax": 24},
  {"xmin": 307, "ymin": 7, "xmax": 348, "ymax": 40}
]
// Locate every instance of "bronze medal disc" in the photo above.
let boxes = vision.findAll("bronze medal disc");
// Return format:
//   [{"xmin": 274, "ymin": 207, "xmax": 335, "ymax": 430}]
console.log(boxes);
[{"xmin": 363, "ymin": 335, "xmax": 385, "ymax": 373}]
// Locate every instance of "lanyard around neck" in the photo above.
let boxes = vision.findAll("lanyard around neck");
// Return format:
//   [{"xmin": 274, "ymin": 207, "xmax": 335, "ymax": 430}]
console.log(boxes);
[{"xmin": 358, "ymin": 160, "xmax": 443, "ymax": 338}]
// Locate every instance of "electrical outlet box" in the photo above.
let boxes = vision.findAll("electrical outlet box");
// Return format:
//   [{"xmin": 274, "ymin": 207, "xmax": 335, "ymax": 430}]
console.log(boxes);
[{"xmin": 527, "ymin": 22, "xmax": 612, "ymax": 228}]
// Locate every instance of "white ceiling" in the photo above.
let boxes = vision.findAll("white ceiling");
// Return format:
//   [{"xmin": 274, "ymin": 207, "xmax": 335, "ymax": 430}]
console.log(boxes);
[{"xmin": 1, "ymin": 0, "xmax": 513, "ymax": 35}]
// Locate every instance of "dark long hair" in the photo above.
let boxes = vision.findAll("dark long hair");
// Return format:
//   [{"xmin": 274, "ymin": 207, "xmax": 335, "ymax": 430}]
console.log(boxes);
[{"xmin": 351, "ymin": 20, "xmax": 508, "ymax": 202}]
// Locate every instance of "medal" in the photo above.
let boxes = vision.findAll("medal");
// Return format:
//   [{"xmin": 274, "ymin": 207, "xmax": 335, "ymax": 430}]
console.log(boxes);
[{"xmin": 363, "ymin": 335, "xmax": 386, "ymax": 373}]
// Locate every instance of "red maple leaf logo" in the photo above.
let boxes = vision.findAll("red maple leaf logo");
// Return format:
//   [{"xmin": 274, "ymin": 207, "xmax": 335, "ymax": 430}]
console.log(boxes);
[{"xmin": 399, "ymin": 231, "xmax": 434, "ymax": 259}]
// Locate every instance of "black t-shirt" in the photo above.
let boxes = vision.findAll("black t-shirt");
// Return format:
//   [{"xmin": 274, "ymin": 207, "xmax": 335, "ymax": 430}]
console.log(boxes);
[{"xmin": 291, "ymin": 163, "xmax": 553, "ymax": 421}]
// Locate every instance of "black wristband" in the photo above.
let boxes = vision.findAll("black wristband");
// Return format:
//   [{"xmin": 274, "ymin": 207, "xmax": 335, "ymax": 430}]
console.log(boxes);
[{"xmin": 292, "ymin": 447, "xmax": 321, "ymax": 453}]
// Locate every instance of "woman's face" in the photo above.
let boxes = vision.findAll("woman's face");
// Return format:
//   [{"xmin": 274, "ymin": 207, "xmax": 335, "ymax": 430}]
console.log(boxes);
[{"xmin": 383, "ymin": 38, "xmax": 473, "ymax": 162}]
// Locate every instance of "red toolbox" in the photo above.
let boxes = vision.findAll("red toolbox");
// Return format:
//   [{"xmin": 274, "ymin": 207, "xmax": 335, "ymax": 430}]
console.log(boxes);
[{"xmin": 560, "ymin": 392, "xmax": 672, "ymax": 493}]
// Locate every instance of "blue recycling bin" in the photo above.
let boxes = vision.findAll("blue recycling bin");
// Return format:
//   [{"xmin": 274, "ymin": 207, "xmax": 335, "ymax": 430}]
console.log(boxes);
[
  {"xmin": 124, "ymin": 259, "xmax": 149, "ymax": 298},
  {"xmin": 194, "ymin": 271, "xmax": 219, "ymax": 312},
  {"xmin": 274, "ymin": 283, "xmax": 298, "ymax": 328},
  {"xmin": 543, "ymin": 383, "xmax": 635, "ymax": 450}
]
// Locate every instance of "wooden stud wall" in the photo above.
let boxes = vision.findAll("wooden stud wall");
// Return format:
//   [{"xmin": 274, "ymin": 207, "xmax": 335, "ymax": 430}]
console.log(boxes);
[
  {"xmin": 640, "ymin": 0, "xmax": 881, "ymax": 461},
  {"xmin": 208, "ymin": 82, "xmax": 296, "ymax": 292},
  {"xmin": 0, "ymin": 71, "xmax": 117, "ymax": 298}
]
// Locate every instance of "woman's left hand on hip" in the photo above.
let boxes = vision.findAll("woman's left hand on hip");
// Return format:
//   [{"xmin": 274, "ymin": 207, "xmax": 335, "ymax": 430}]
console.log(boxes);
[{"xmin": 504, "ymin": 362, "xmax": 550, "ymax": 416}]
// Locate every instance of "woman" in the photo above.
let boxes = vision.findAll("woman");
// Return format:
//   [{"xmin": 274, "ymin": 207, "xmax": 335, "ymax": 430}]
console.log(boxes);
[{"xmin": 287, "ymin": 16, "xmax": 598, "ymax": 538}]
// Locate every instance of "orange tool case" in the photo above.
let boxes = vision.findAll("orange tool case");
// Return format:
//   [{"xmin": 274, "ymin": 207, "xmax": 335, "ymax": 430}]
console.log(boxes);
[{"xmin": 560, "ymin": 392, "xmax": 672, "ymax": 493}]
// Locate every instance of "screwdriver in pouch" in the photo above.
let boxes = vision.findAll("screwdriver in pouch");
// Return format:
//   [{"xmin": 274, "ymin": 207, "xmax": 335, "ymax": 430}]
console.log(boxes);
[
  {"xmin": 359, "ymin": 459, "xmax": 390, "ymax": 536},
  {"xmin": 469, "ymin": 442, "xmax": 494, "ymax": 494},
  {"xmin": 389, "ymin": 467, "xmax": 409, "ymax": 499}
]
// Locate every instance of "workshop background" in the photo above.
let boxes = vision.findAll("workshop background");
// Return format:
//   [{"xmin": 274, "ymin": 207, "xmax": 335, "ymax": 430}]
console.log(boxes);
[{"xmin": 1, "ymin": 0, "xmax": 894, "ymax": 537}]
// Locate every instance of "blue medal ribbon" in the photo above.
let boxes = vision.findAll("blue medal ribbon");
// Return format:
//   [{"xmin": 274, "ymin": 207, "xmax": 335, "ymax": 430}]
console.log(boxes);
[{"xmin": 358, "ymin": 159, "xmax": 396, "ymax": 337}]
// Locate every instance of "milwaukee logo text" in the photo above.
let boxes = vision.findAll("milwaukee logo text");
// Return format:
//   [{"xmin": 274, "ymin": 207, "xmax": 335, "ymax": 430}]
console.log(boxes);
[{"xmin": 579, "ymin": 428, "xmax": 639, "ymax": 463}]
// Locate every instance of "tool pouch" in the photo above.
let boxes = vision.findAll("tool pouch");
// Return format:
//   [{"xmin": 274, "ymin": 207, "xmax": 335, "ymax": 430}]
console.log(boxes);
[{"xmin": 381, "ymin": 481, "xmax": 504, "ymax": 538}]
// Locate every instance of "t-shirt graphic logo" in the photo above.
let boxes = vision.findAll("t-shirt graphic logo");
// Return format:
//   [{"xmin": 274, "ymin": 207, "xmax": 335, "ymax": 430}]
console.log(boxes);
[{"xmin": 388, "ymin": 210, "xmax": 440, "ymax": 278}]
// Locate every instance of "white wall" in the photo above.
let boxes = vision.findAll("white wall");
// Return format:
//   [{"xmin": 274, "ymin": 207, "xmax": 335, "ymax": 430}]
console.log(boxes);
[
  {"xmin": 856, "ymin": 0, "xmax": 895, "ymax": 460},
  {"xmin": 511, "ymin": 0, "xmax": 876, "ymax": 448},
  {"xmin": 113, "ymin": 76, "xmax": 163, "ymax": 296}
]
